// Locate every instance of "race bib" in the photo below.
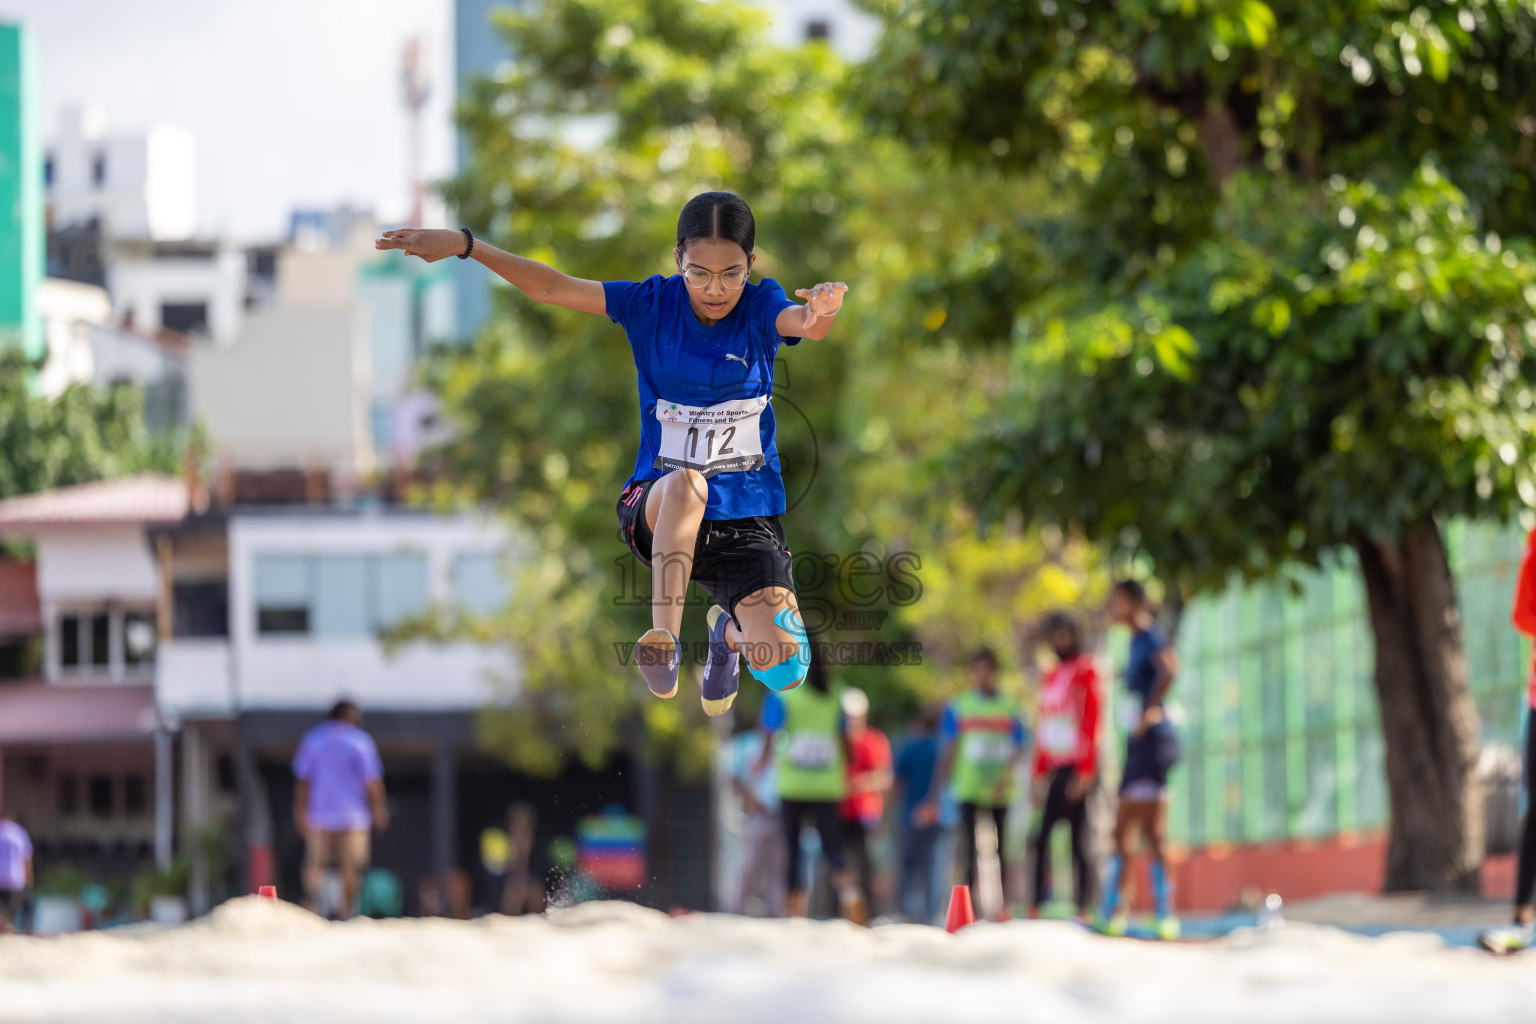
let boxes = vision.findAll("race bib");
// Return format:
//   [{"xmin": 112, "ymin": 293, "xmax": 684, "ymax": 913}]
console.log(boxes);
[
  {"xmin": 786, "ymin": 733, "xmax": 836, "ymax": 770},
  {"xmin": 1037, "ymin": 715, "xmax": 1079, "ymax": 757},
  {"xmin": 655, "ymin": 397, "xmax": 767, "ymax": 477},
  {"xmin": 962, "ymin": 732, "xmax": 1015, "ymax": 765}
]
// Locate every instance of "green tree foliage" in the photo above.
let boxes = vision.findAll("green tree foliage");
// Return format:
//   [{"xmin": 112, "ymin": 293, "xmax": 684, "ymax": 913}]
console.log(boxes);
[
  {"xmin": 420, "ymin": 0, "xmax": 1103, "ymax": 775},
  {"xmin": 861, "ymin": 0, "xmax": 1536, "ymax": 891},
  {"xmin": 0, "ymin": 349, "xmax": 185, "ymax": 502}
]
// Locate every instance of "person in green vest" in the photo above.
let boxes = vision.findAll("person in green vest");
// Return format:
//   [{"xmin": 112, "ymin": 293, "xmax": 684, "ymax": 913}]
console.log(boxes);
[
  {"xmin": 757, "ymin": 656, "xmax": 866, "ymax": 923},
  {"xmin": 918, "ymin": 648, "xmax": 1028, "ymax": 910}
]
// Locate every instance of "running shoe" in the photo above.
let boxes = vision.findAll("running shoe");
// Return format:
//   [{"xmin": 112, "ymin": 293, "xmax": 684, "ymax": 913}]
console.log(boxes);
[
  {"xmin": 701, "ymin": 605, "xmax": 740, "ymax": 717},
  {"xmin": 1154, "ymin": 916, "xmax": 1181, "ymax": 941},
  {"xmin": 1092, "ymin": 913, "xmax": 1127, "ymax": 937},
  {"xmin": 1478, "ymin": 924, "xmax": 1534, "ymax": 955},
  {"xmin": 634, "ymin": 628, "xmax": 681, "ymax": 699}
]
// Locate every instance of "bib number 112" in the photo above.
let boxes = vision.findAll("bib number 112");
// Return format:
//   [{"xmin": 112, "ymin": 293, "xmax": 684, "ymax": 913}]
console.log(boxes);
[{"xmin": 686, "ymin": 425, "xmax": 736, "ymax": 462}]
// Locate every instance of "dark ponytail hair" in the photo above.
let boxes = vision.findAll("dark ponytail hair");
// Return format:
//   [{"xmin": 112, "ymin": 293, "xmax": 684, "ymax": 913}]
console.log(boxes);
[
  {"xmin": 804, "ymin": 642, "xmax": 829, "ymax": 694},
  {"xmin": 676, "ymin": 191, "xmax": 755, "ymax": 257}
]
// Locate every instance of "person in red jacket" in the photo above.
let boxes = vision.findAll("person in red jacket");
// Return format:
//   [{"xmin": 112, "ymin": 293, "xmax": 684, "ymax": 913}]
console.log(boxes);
[
  {"xmin": 1482, "ymin": 529, "xmax": 1536, "ymax": 953},
  {"xmin": 1029, "ymin": 611, "xmax": 1101, "ymax": 919}
]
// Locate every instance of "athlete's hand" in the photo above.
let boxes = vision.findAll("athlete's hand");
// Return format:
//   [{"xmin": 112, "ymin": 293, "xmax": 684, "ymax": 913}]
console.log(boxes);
[
  {"xmin": 376, "ymin": 228, "xmax": 467, "ymax": 263},
  {"xmin": 912, "ymin": 800, "xmax": 939, "ymax": 827},
  {"xmin": 794, "ymin": 281, "xmax": 848, "ymax": 331}
]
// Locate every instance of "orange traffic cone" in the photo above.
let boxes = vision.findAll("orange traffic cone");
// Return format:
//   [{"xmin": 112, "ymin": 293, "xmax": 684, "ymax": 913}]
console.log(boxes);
[
  {"xmin": 258, "ymin": 885, "xmax": 277, "ymax": 900},
  {"xmin": 945, "ymin": 885, "xmax": 976, "ymax": 933}
]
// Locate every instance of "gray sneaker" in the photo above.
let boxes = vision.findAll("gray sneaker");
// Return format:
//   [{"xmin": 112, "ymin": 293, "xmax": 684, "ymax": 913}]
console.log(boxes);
[{"xmin": 634, "ymin": 628, "xmax": 681, "ymax": 699}]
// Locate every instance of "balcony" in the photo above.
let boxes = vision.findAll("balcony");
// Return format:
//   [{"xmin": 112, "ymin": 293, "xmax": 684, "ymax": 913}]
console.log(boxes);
[{"xmin": 157, "ymin": 636, "xmax": 514, "ymax": 717}]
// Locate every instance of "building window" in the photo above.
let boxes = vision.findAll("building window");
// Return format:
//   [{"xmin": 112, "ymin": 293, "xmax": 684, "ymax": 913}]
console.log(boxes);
[
  {"xmin": 91, "ymin": 151, "xmax": 107, "ymax": 187},
  {"xmin": 173, "ymin": 581, "xmax": 229, "ymax": 638},
  {"xmin": 255, "ymin": 555, "xmax": 310, "ymax": 635},
  {"xmin": 160, "ymin": 301, "xmax": 209, "ymax": 336},
  {"xmin": 452, "ymin": 553, "xmax": 511, "ymax": 616},
  {"xmin": 88, "ymin": 774, "xmax": 113, "ymax": 818},
  {"xmin": 124, "ymin": 773, "xmax": 149, "ymax": 817},
  {"xmin": 60, "ymin": 615, "xmax": 80, "ymax": 668},
  {"xmin": 255, "ymin": 552, "xmax": 430, "ymax": 638},
  {"xmin": 90, "ymin": 613, "xmax": 110, "ymax": 667},
  {"xmin": 376, "ymin": 553, "xmax": 430, "ymax": 626},
  {"xmin": 313, "ymin": 555, "xmax": 370, "ymax": 637},
  {"xmin": 805, "ymin": 19, "xmax": 831, "ymax": 40},
  {"xmin": 58, "ymin": 607, "xmax": 154, "ymax": 677},
  {"xmin": 57, "ymin": 774, "xmax": 78, "ymax": 816}
]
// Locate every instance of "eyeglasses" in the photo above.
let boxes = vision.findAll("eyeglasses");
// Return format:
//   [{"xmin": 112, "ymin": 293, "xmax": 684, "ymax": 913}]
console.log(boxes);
[{"xmin": 682, "ymin": 267, "xmax": 749, "ymax": 290}]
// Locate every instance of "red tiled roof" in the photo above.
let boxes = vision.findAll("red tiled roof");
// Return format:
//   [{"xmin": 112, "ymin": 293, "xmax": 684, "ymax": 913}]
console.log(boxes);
[
  {"xmin": 0, "ymin": 475, "xmax": 187, "ymax": 530},
  {"xmin": 0, "ymin": 682, "xmax": 157, "ymax": 744},
  {"xmin": 0, "ymin": 561, "xmax": 41, "ymax": 636}
]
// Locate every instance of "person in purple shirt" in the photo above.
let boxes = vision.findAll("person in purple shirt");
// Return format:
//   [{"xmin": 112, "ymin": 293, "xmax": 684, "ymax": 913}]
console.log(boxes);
[
  {"xmin": 293, "ymin": 700, "xmax": 388, "ymax": 919},
  {"xmin": 0, "ymin": 814, "xmax": 32, "ymax": 933}
]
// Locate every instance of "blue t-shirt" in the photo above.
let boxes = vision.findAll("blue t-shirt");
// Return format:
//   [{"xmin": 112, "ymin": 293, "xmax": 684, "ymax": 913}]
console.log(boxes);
[
  {"xmin": 894, "ymin": 734, "xmax": 939, "ymax": 821},
  {"xmin": 604, "ymin": 274, "xmax": 800, "ymax": 520},
  {"xmin": 1125, "ymin": 626, "xmax": 1168, "ymax": 709}
]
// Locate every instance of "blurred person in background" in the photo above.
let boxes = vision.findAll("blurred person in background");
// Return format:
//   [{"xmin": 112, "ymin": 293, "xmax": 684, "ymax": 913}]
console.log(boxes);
[
  {"xmin": 1030, "ymin": 612, "xmax": 1101, "ymax": 920},
  {"xmin": 758, "ymin": 657, "xmax": 865, "ymax": 923},
  {"xmin": 838, "ymin": 687, "xmax": 892, "ymax": 918},
  {"xmin": 1481, "ymin": 528, "xmax": 1536, "ymax": 954},
  {"xmin": 293, "ymin": 700, "xmax": 389, "ymax": 920},
  {"xmin": 919, "ymin": 648, "xmax": 1028, "ymax": 913},
  {"xmin": 894, "ymin": 706, "xmax": 945, "ymax": 923},
  {"xmin": 0, "ymin": 810, "xmax": 31, "ymax": 933},
  {"xmin": 1096, "ymin": 580, "xmax": 1182, "ymax": 939},
  {"xmin": 500, "ymin": 802, "xmax": 545, "ymax": 916},
  {"xmin": 728, "ymin": 710, "xmax": 785, "ymax": 916}
]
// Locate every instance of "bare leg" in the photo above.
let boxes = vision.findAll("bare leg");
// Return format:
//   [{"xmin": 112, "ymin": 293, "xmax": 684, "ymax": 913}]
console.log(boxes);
[
  {"xmin": 642, "ymin": 469, "xmax": 709, "ymax": 637},
  {"xmin": 302, "ymin": 831, "xmax": 325, "ymax": 914},
  {"xmin": 724, "ymin": 587, "xmax": 804, "ymax": 676}
]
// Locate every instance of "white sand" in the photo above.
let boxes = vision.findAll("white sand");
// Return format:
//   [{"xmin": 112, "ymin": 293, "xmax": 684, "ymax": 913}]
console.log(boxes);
[{"xmin": 1, "ymin": 897, "xmax": 1534, "ymax": 1023}]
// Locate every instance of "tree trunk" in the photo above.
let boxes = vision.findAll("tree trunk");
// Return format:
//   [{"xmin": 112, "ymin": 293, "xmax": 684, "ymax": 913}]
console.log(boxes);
[
  {"xmin": 1196, "ymin": 102, "xmax": 1244, "ymax": 191},
  {"xmin": 1352, "ymin": 518, "xmax": 1483, "ymax": 894}
]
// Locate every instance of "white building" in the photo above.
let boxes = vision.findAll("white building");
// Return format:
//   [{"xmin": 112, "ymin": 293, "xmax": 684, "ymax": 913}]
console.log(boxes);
[
  {"xmin": 45, "ymin": 105, "xmax": 197, "ymax": 243},
  {"xmin": 106, "ymin": 237, "xmax": 245, "ymax": 346},
  {"xmin": 37, "ymin": 277, "xmax": 190, "ymax": 430},
  {"xmin": 0, "ymin": 475, "xmax": 522, "ymax": 917}
]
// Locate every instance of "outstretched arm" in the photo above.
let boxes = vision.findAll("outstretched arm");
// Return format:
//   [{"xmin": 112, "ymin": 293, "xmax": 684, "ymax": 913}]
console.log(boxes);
[
  {"xmin": 776, "ymin": 281, "xmax": 848, "ymax": 342},
  {"xmin": 376, "ymin": 228, "xmax": 607, "ymax": 316}
]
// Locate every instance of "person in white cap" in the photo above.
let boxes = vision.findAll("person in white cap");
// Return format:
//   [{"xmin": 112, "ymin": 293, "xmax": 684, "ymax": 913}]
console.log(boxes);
[{"xmin": 838, "ymin": 686, "xmax": 892, "ymax": 919}]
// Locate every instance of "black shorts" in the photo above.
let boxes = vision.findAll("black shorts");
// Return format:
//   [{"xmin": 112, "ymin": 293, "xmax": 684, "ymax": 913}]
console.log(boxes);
[
  {"xmin": 1120, "ymin": 723, "xmax": 1181, "ymax": 793},
  {"xmin": 616, "ymin": 478, "xmax": 797, "ymax": 620}
]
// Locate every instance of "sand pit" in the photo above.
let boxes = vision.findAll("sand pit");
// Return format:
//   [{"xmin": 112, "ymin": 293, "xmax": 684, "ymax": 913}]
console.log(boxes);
[{"xmin": 1, "ymin": 897, "xmax": 1535, "ymax": 1023}]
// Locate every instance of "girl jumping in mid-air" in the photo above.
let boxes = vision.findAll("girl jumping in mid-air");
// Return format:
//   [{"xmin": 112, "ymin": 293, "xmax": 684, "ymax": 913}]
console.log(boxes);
[{"xmin": 377, "ymin": 192, "xmax": 847, "ymax": 714}]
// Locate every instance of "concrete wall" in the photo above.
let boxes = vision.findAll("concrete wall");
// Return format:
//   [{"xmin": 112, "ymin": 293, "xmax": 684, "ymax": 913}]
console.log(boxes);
[{"xmin": 190, "ymin": 302, "xmax": 371, "ymax": 473}]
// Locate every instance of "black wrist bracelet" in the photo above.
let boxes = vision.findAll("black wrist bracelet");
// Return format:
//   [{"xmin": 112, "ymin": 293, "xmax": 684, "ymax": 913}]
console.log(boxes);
[{"xmin": 457, "ymin": 227, "xmax": 474, "ymax": 260}]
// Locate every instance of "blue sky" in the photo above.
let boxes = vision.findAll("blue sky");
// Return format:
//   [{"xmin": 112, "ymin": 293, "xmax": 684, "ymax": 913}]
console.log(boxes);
[{"xmin": 0, "ymin": 0, "xmax": 458, "ymax": 240}]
